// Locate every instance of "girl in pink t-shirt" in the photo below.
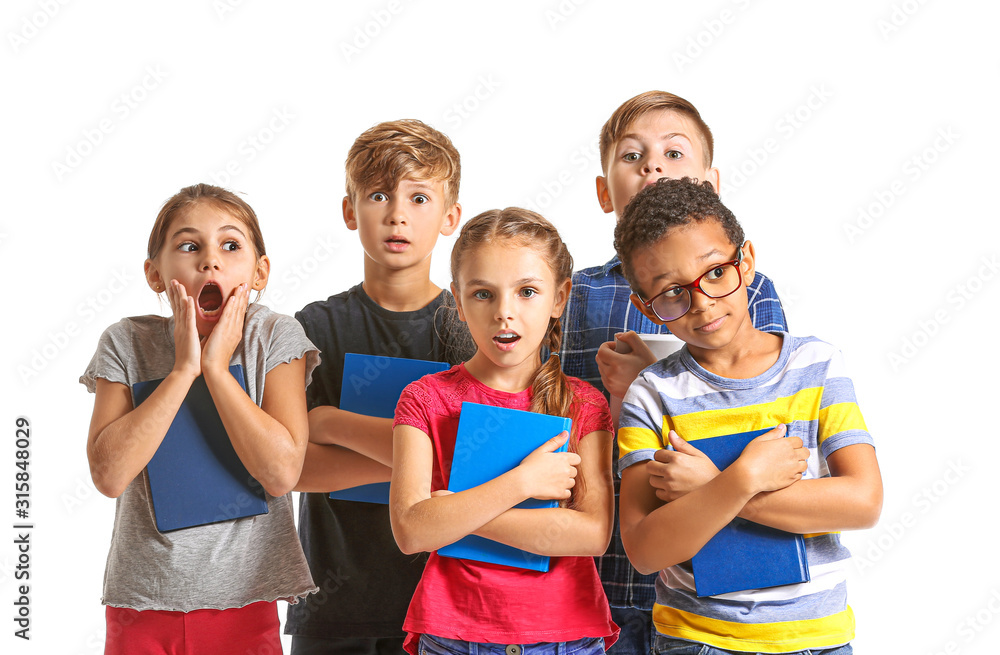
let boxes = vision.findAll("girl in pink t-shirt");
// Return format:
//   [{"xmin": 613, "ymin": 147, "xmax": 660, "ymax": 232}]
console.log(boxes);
[{"xmin": 390, "ymin": 208, "xmax": 618, "ymax": 654}]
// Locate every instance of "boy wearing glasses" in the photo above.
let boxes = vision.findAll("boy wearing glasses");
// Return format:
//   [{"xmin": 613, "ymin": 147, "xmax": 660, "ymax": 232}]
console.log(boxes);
[
  {"xmin": 559, "ymin": 90, "xmax": 788, "ymax": 653},
  {"xmin": 615, "ymin": 177, "xmax": 883, "ymax": 654}
]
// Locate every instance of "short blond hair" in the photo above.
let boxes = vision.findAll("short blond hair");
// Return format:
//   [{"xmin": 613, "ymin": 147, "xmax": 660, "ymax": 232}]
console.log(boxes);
[
  {"xmin": 345, "ymin": 119, "xmax": 461, "ymax": 205},
  {"xmin": 599, "ymin": 91, "xmax": 714, "ymax": 174}
]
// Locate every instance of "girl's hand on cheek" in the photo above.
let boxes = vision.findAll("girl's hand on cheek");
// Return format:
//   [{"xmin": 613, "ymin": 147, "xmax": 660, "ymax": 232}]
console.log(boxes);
[
  {"xmin": 168, "ymin": 280, "xmax": 202, "ymax": 379},
  {"xmin": 516, "ymin": 431, "xmax": 582, "ymax": 501},
  {"xmin": 201, "ymin": 283, "xmax": 249, "ymax": 375}
]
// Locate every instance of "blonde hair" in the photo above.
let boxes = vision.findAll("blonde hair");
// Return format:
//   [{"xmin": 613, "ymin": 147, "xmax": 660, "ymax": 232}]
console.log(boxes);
[
  {"xmin": 599, "ymin": 90, "xmax": 714, "ymax": 174},
  {"xmin": 345, "ymin": 119, "xmax": 461, "ymax": 205},
  {"xmin": 451, "ymin": 207, "xmax": 585, "ymax": 505}
]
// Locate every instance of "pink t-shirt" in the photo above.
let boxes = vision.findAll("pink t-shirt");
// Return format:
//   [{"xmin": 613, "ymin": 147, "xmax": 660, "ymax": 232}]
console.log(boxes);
[{"xmin": 393, "ymin": 364, "xmax": 618, "ymax": 652}]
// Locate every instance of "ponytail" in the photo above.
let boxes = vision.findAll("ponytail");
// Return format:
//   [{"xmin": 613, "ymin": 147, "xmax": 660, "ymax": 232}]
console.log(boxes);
[{"xmin": 529, "ymin": 317, "xmax": 585, "ymax": 508}]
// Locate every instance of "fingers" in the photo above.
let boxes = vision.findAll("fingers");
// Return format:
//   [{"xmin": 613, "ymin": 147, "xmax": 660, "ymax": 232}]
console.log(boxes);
[
  {"xmin": 611, "ymin": 332, "xmax": 634, "ymax": 355},
  {"xmin": 753, "ymin": 423, "xmax": 787, "ymax": 442},
  {"xmin": 537, "ymin": 431, "xmax": 570, "ymax": 454},
  {"xmin": 667, "ymin": 430, "xmax": 702, "ymax": 456}
]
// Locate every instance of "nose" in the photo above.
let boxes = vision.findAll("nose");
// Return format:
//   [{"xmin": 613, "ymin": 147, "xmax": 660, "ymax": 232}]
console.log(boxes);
[
  {"xmin": 688, "ymin": 287, "xmax": 715, "ymax": 313},
  {"xmin": 641, "ymin": 154, "xmax": 663, "ymax": 176},
  {"xmin": 199, "ymin": 250, "xmax": 221, "ymax": 271},
  {"xmin": 386, "ymin": 196, "xmax": 408, "ymax": 225},
  {"xmin": 495, "ymin": 295, "xmax": 514, "ymax": 321}
]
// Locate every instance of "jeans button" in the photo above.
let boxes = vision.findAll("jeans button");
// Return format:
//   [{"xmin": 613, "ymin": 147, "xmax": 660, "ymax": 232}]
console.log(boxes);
[{"xmin": 505, "ymin": 646, "xmax": 521, "ymax": 655}]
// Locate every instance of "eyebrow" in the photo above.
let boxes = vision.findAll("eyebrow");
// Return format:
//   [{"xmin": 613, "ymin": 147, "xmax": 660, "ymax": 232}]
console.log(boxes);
[
  {"xmin": 619, "ymin": 131, "xmax": 693, "ymax": 147},
  {"xmin": 651, "ymin": 248, "xmax": 729, "ymax": 283},
  {"xmin": 170, "ymin": 224, "xmax": 248, "ymax": 240},
  {"xmin": 465, "ymin": 276, "xmax": 544, "ymax": 288}
]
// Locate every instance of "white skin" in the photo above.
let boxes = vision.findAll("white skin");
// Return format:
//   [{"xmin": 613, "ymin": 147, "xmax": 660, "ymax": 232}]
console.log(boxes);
[
  {"xmin": 594, "ymin": 108, "xmax": 723, "ymax": 398},
  {"xmin": 87, "ymin": 202, "xmax": 310, "ymax": 498},
  {"xmin": 294, "ymin": 177, "xmax": 463, "ymax": 492},
  {"xmin": 389, "ymin": 240, "xmax": 615, "ymax": 558}
]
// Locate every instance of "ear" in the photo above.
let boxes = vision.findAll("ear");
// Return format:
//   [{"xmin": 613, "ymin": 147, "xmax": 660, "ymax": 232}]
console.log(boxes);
[
  {"xmin": 450, "ymin": 282, "xmax": 467, "ymax": 323},
  {"xmin": 704, "ymin": 166, "xmax": 721, "ymax": 194},
  {"xmin": 595, "ymin": 176, "xmax": 615, "ymax": 214},
  {"xmin": 439, "ymin": 202, "xmax": 462, "ymax": 237},
  {"xmin": 739, "ymin": 240, "xmax": 757, "ymax": 285},
  {"xmin": 629, "ymin": 292, "xmax": 665, "ymax": 325},
  {"xmin": 144, "ymin": 259, "xmax": 164, "ymax": 293},
  {"xmin": 252, "ymin": 254, "xmax": 271, "ymax": 290},
  {"xmin": 551, "ymin": 277, "xmax": 572, "ymax": 319},
  {"xmin": 342, "ymin": 196, "xmax": 358, "ymax": 231}
]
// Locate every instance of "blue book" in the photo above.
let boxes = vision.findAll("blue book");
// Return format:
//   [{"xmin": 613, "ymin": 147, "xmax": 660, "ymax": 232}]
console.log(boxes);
[
  {"xmin": 690, "ymin": 427, "xmax": 810, "ymax": 597},
  {"xmin": 329, "ymin": 354, "xmax": 449, "ymax": 504},
  {"xmin": 437, "ymin": 402, "xmax": 571, "ymax": 572},
  {"xmin": 132, "ymin": 365, "xmax": 268, "ymax": 532}
]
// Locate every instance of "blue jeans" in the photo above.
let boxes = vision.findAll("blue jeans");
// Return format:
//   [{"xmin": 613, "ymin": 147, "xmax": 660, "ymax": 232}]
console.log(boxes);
[
  {"xmin": 607, "ymin": 607, "xmax": 653, "ymax": 655},
  {"xmin": 419, "ymin": 634, "xmax": 606, "ymax": 655},
  {"xmin": 653, "ymin": 635, "xmax": 852, "ymax": 655}
]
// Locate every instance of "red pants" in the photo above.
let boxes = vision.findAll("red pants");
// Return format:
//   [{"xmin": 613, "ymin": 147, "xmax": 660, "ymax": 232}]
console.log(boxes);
[{"xmin": 105, "ymin": 601, "xmax": 282, "ymax": 655}]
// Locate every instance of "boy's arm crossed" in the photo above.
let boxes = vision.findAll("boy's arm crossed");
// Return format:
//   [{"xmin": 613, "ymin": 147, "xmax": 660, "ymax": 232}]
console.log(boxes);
[
  {"xmin": 647, "ymin": 434, "xmax": 882, "ymax": 534},
  {"xmin": 739, "ymin": 443, "xmax": 882, "ymax": 533},
  {"xmin": 306, "ymin": 405, "xmax": 394, "ymax": 466},
  {"xmin": 620, "ymin": 428, "xmax": 807, "ymax": 574},
  {"xmin": 294, "ymin": 442, "xmax": 391, "ymax": 493}
]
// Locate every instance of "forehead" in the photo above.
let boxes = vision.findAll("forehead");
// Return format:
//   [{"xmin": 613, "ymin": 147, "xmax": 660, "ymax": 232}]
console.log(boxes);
[
  {"xmin": 632, "ymin": 220, "xmax": 733, "ymax": 287},
  {"xmin": 364, "ymin": 175, "xmax": 447, "ymax": 194},
  {"xmin": 616, "ymin": 109, "xmax": 707, "ymax": 152},
  {"xmin": 457, "ymin": 241, "xmax": 553, "ymax": 280},
  {"xmin": 170, "ymin": 201, "xmax": 245, "ymax": 232}
]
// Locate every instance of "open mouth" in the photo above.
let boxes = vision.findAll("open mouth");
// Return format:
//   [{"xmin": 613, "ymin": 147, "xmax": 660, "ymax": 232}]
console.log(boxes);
[
  {"xmin": 493, "ymin": 331, "xmax": 521, "ymax": 350},
  {"xmin": 385, "ymin": 235, "xmax": 410, "ymax": 251},
  {"xmin": 198, "ymin": 282, "xmax": 224, "ymax": 316}
]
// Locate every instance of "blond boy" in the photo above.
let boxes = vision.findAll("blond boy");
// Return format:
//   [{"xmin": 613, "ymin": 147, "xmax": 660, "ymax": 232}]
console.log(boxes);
[{"xmin": 288, "ymin": 120, "xmax": 473, "ymax": 655}]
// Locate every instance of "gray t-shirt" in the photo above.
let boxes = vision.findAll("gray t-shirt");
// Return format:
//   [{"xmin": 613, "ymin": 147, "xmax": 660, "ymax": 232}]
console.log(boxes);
[{"xmin": 81, "ymin": 303, "xmax": 320, "ymax": 611}]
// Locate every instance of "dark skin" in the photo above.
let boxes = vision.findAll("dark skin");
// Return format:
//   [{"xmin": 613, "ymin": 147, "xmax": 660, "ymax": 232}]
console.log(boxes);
[{"xmin": 617, "ymin": 220, "xmax": 883, "ymax": 574}]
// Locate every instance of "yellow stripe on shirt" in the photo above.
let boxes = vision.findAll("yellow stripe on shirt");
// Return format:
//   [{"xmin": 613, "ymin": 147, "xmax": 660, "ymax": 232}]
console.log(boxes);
[
  {"xmin": 652, "ymin": 604, "xmax": 855, "ymax": 653},
  {"xmin": 817, "ymin": 402, "xmax": 868, "ymax": 445},
  {"xmin": 663, "ymin": 387, "xmax": 824, "ymax": 441}
]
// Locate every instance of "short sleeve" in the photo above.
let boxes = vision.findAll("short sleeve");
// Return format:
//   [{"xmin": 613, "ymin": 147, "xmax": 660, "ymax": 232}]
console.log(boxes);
[
  {"xmin": 393, "ymin": 379, "xmax": 433, "ymax": 434},
  {"xmin": 617, "ymin": 371, "xmax": 667, "ymax": 472},
  {"xmin": 817, "ymin": 348, "xmax": 873, "ymax": 458},
  {"xmin": 748, "ymin": 272, "xmax": 789, "ymax": 333},
  {"xmin": 270, "ymin": 316, "xmax": 321, "ymax": 387},
  {"xmin": 80, "ymin": 319, "xmax": 133, "ymax": 393},
  {"xmin": 570, "ymin": 378, "xmax": 613, "ymax": 438},
  {"xmin": 249, "ymin": 308, "xmax": 321, "ymax": 388}
]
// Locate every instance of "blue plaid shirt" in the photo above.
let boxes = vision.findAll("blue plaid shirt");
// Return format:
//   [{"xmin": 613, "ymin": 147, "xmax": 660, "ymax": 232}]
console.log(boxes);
[{"xmin": 560, "ymin": 255, "xmax": 788, "ymax": 610}]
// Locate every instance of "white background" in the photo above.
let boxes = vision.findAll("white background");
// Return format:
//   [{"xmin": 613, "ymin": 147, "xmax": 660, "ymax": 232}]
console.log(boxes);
[{"xmin": 3, "ymin": 1, "xmax": 999, "ymax": 652}]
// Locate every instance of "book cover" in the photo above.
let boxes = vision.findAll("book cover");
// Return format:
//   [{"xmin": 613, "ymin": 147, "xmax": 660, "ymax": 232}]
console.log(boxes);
[
  {"xmin": 437, "ymin": 402, "xmax": 571, "ymax": 572},
  {"xmin": 329, "ymin": 354, "xmax": 449, "ymax": 504},
  {"xmin": 132, "ymin": 365, "xmax": 268, "ymax": 532},
  {"xmin": 690, "ymin": 426, "xmax": 810, "ymax": 597}
]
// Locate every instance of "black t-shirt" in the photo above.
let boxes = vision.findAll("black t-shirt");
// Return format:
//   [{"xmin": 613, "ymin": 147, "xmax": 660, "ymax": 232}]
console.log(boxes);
[{"xmin": 285, "ymin": 283, "xmax": 473, "ymax": 639}]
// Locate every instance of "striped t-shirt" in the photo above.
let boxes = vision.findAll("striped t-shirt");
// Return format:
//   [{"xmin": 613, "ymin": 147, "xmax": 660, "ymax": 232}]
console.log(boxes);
[{"xmin": 618, "ymin": 334, "xmax": 873, "ymax": 653}]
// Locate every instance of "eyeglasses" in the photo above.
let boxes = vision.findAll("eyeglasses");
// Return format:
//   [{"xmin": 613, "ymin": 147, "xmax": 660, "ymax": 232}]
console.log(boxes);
[{"xmin": 630, "ymin": 243, "xmax": 746, "ymax": 323}]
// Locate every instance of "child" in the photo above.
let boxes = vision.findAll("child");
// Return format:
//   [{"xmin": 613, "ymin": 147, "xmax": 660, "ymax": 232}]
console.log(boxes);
[
  {"xmin": 287, "ymin": 119, "xmax": 474, "ymax": 655},
  {"xmin": 559, "ymin": 90, "xmax": 789, "ymax": 653},
  {"xmin": 390, "ymin": 208, "xmax": 618, "ymax": 653},
  {"xmin": 81, "ymin": 183, "xmax": 319, "ymax": 653},
  {"xmin": 615, "ymin": 178, "xmax": 883, "ymax": 654}
]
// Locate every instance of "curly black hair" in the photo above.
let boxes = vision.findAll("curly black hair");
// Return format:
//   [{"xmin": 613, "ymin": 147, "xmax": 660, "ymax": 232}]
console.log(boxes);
[{"xmin": 613, "ymin": 177, "xmax": 744, "ymax": 291}]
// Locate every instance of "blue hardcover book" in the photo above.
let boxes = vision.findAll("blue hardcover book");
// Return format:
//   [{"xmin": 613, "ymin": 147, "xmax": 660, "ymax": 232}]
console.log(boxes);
[
  {"xmin": 437, "ymin": 402, "xmax": 571, "ymax": 572},
  {"xmin": 132, "ymin": 365, "xmax": 268, "ymax": 532},
  {"xmin": 690, "ymin": 427, "xmax": 810, "ymax": 597},
  {"xmin": 329, "ymin": 354, "xmax": 449, "ymax": 504}
]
